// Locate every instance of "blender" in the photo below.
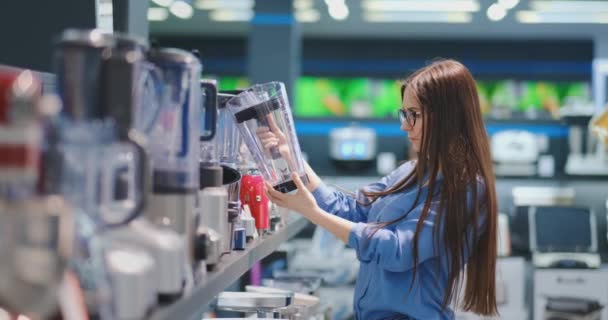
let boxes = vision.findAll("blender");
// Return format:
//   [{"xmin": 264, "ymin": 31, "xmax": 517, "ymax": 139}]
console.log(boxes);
[
  {"xmin": 146, "ymin": 48, "xmax": 217, "ymax": 263},
  {"xmin": 225, "ymin": 82, "xmax": 308, "ymax": 193},
  {"xmin": 197, "ymin": 89, "xmax": 238, "ymax": 264},
  {"xmin": 0, "ymin": 66, "xmax": 75, "ymax": 319}
]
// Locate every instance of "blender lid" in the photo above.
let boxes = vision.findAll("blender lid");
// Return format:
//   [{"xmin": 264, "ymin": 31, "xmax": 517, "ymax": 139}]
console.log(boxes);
[
  {"xmin": 234, "ymin": 97, "xmax": 281, "ymax": 123},
  {"xmin": 57, "ymin": 29, "xmax": 115, "ymax": 48},
  {"xmin": 148, "ymin": 48, "xmax": 200, "ymax": 66}
]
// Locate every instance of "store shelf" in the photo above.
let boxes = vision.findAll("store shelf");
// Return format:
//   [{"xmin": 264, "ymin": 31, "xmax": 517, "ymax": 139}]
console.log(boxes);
[{"xmin": 150, "ymin": 214, "xmax": 310, "ymax": 320}]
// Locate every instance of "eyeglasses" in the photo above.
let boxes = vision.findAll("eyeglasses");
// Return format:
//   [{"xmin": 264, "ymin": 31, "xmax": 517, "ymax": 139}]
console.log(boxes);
[{"xmin": 398, "ymin": 109, "xmax": 422, "ymax": 127}]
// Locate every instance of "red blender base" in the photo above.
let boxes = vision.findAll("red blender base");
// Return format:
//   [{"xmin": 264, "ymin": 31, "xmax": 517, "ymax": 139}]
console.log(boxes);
[{"xmin": 240, "ymin": 174, "xmax": 269, "ymax": 233}]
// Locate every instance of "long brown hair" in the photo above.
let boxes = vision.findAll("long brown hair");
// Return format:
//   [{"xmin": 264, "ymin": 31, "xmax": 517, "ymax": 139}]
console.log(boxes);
[{"xmin": 364, "ymin": 59, "xmax": 498, "ymax": 315}]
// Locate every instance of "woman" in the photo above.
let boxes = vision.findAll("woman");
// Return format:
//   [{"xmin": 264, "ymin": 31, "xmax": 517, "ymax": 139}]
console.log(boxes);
[{"xmin": 263, "ymin": 59, "xmax": 498, "ymax": 320}]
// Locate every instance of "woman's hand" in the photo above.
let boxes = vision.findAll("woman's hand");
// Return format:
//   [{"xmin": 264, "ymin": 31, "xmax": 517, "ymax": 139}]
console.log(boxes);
[
  {"xmin": 265, "ymin": 172, "xmax": 319, "ymax": 217},
  {"xmin": 256, "ymin": 116, "xmax": 292, "ymax": 160}
]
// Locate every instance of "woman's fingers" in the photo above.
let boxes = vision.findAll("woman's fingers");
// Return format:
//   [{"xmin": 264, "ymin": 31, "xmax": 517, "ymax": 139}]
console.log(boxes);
[
  {"xmin": 291, "ymin": 172, "xmax": 305, "ymax": 191},
  {"xmin": 264, "ymin": 141, "xmax": 278, "ymax": 150},
  {"xmin": 265, "ymin": 181, "xmax": 285, "ymax": 201},
  {"xmin": 256, "ymin": 126, "xmax": 270, "ymax": 134},
  {"xmin": 258, "ymin": 131, "xmax": 275, "ymax": 140}
]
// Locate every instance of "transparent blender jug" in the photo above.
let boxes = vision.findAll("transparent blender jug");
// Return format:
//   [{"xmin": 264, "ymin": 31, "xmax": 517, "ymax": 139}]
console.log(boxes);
[
  {"xmin": 55, "ymin": 29, "xmax": 147, "ymax": 227},
  {"xmin": 226, "ymin": 82, "xmax": 307, "ymax": 193},
  {"xmin": 217, "ymin": 90, "xmax": 244, "ymax": 165},
  {"xmin": 147, "ymin": 48, "xmax": 209, "ymax": 193}
]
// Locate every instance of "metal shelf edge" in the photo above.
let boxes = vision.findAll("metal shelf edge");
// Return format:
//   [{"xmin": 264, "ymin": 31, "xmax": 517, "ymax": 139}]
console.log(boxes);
[{"xmin": 150, "ymin": 214, "xmax": 309, "ymax": 320}]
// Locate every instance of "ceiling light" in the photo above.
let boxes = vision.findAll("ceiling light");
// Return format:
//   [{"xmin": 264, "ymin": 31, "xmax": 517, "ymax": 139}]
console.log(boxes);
[
  {"xmin": 498, "ymin": 0, "xmax": 519, "ymax": 10},
  {"xmin": 328, "ymin": 4, "xmax": 349, "ymax": 20},
  {"xmin": 296, "ymin": 9, "xmax": 321, "ymax": 22},
  {"xmin": 362, "ymin": 0, "xmax": 480, "ymax": 13},
  {"xmin": 487, "ymin": 3, "xmax": 507, "ymax": 21},
  {"xmin": 325, "ymin": 0, "xmax": 345, "ymax": 6},
  {"xmin": 294, "ymin": 0, "xmax": 314, "ymax": 10},
  {"xmin": 170, "ymin": 0, "xmax": 194, "ymax": 19},
  {"xmin": 517, "ymin": 10, "xmax": 608, "ymax": 23},
  {"xmin": 195, "ymin": 0, "xmax": 253, "ymax": 10},
  {"xmin": 364, "ymin": 12, "xmax": 472, "ymax": 23},
  {"xmin": 148, "ymin": 7, "xmax": 169, "ymax": 21},
  {"xmin": 209, "ymin": 9, "xmax": 254, "ymax": 21},
  {"xmin": 532, "ymin": 1, "xmax": 608, "ymax": 12},
  {"xmin": 152, "ymin": 0, "xmax": 174, "ymax": 7}
]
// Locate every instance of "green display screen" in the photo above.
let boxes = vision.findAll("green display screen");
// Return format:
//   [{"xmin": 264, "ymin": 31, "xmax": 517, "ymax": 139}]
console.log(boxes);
[
  {"xmin": 295, "ymin": 77, "xmax": 402, "ymax": 119},
  {"xmin": 214, "ymin": 76, "xmax": 591, "ymax": 120}
]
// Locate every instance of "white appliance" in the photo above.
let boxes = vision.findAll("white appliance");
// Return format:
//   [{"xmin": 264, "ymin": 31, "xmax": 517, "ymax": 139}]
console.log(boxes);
[
  {"xmin": 491, "ymin": 130, "xmax": 544, "ymax": 176},
  {"xmin": 535, "ymin": 268, "xmax": 608, "ymax": 320},
  {"xmin": 329, "ymin": 124, "xmax": 377, "ymax": 162},
  {"xmin": 529, "ymin": 206, "xmax": 600, "ymax": 269}
]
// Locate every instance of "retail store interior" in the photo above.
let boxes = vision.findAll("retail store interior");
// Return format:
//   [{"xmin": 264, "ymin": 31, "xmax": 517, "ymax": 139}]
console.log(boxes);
[{"xmin": 1, "ymin": 0, "xmax": 608, "ymax": 319}]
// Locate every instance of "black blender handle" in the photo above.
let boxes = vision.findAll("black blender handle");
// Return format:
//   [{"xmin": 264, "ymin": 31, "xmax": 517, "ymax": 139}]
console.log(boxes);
[
  {"xmin": 200, "ymin": 80, "xmax": 217, "ymax": 142},
  {"xmin": 100, "ymin": 48, "xmax": 148, "ymax": 224}
]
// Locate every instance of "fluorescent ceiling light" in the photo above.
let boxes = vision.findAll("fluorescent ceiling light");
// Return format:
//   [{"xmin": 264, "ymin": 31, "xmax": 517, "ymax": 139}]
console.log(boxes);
[
  {"xmin": 517, "ymin": 10, "xmax": 608, "ymax": 23},
  {"xmin": 195, "ymin": 0, "xmax": 253, "ymax": 10},
  {"xmin": 296, "ymin": 9, "xmax": 321, "ymax": 22},
  {"xmin": 294, "ymin": 0, "xmax": 314, "ymax": 10},
  {"xmin": 328, "ymin": 4, "xmax": 349, "ymax": 20},
  {"xmin": 148, "ymin": 7, "xmax": 169, "ymax": 21},
  {"xmin": 498, "ymin": 0, "xmax": 519, "ymax": 10},
  {"xmin": 325, "ymin": 0, "xmax": 345, "ymax": 6},
  {"xmin": 364, "ymin": 12, "xmax": 472, "ymax": 23},
  {"xmin": 532, "ymin": 1, "xmax": 608, "ymax": 12},
  {"xmin": 487, "ymin": 3, "xmax": 507, "ymax": 21},
  {"xmin": 152, "ymin": 0, "xmax": 174, "ymax": 7},
  {"xmin": 362, "ymin": 0, "xmax": 480, "ymax": 13},
  {"xmin": 209, "ymin": 9, "xmax": 254, "ymax": 21},
  {"xmin": 170, "ymin": 0, "xmax": 194, "ymax": 19}
]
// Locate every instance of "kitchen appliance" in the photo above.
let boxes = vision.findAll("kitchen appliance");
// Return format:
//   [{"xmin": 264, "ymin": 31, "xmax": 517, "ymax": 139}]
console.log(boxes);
[
  {"xmin": 240, "ymin": 172, "xmax": 269, "ymax": 235},
  {"xmin": 0, "ymin": 67, "xmax": 43, "ymax": 195},
  {"xmin": 0, "ymin": 196, "xmax": 74, "ymax": 319},
  {"xmin": 544, "ymin": 296, "xmax": 604, "ymax": 320},
  {"xmin": 491, "ymin": 130, "xmax": 543, "ymax": 176},
  {"xmin": 509, "ymin": 186, "xmax": 575, "ymax": 256},
  {"xmin": 198, "ymin": 186, "xmax": 229, "ymax": 260},
  {"xmin": 529, "ymin": 206, "xmax": 600, "ymax": 268},
  {"xmin": 329, "ymin": 124, "xmax": 377, "ymax": 170},
  {"xmin": 146, "ymin": 48, "xmax": 216, "ymax": 262},
  {"xmin": 104, "ymin": 244, "xmax": 156, "ymax": 320},
  {"xmin": 245, "ymin": 285, "xmax": 321, "ymax": 320},
  {"xmin": 535, "ymin": 268, "xmax": 608, "ymax": 320},
  {"xmin": 54, "ymin": 30, "xmax": 171, "ymax": 316},
  {"xmin": 0, "ymin": 66, "xmax": 75, "ymax": 319},
  {"xmin": 563, "ymin": 108, "xmax": 608, "ymax": 175},
  {"xmin": 216, "ymin": 291, "xmax": 294, "ymax": 318},
  {"xmin": 55, "ymin": 29, "xmax": 147, "ymax": 227},
  {"xmin": 101, "ymin": 219, "xmax": 188, "ymax": 304},
  {"xmin": 225, "ymin": 82, "xmax": 308, "ymax": 193},
  {"xmin": 196, "ymin": 82, "xmax": 226, "ymax": 268}
]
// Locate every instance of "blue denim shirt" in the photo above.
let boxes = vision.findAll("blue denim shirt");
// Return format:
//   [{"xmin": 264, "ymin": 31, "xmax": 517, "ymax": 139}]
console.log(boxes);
[{"xmin": 311, "ymin": 161, "xmax": 458, "ymax": 320}]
